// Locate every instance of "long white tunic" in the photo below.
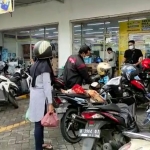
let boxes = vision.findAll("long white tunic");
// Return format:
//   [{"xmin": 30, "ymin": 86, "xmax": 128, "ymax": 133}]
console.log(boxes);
[{"xmin": 28, "ymin": 72, "xmax": 52, "ymax": 122}]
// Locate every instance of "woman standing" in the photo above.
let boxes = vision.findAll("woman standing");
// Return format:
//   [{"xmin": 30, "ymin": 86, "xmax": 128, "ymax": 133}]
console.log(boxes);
[{"xmin": 28, "ymin": 41, "xmax": 55, "ymax": 150}]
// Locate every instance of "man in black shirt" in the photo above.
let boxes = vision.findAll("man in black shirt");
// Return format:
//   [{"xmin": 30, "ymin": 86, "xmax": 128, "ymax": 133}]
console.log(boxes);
[{"xmin": 123, "ymin": 40, "xmax": 143, "ymax": 68}]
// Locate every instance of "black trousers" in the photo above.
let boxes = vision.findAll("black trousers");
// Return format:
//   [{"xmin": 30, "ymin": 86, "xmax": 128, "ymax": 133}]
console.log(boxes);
[
  {"xmin": 34, "ymin": 105, "xmax": 47, "ymax": 150},
  {"xmin": 111, "ymin": 67, "xmax": 116, "ymax": 79}
]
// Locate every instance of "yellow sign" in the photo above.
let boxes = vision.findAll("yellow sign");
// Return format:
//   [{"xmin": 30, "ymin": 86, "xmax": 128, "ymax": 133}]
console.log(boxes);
[
  {"xmin": 0, "ymin": 0, "xmax": 13, "ymax": 14},
  {"xmin": 119, "ymin": 19, "xmax": 150, "ymax": 33}
]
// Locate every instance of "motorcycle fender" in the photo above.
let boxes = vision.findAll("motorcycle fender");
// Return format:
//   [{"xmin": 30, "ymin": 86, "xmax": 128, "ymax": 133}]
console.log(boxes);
[
  {"xmin": 82, "ymin": 121, "xmax": 107, "ymax": 150},
  {"xmin": 0, "ymin": 82, "xmax": 9, "ymax": 92}
]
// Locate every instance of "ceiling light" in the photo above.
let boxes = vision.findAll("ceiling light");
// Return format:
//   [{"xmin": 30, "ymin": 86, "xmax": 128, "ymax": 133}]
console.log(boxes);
[
  {"xmin": 48, "ymin": 35, "xmax": 58, "ymax": 37},
  {"xmin": 118, "ymin": 20, "xmax": 128, "ymax": 22},
  {"xmin": 46, "ymin": 28, "xmax": 56, "ymax": 30},
  {"xmin": 20, "ymin": 31, "xmax": 30, "ymax": 33},
  {"xmin": 74, "ymin": 25, "xmax": 81, "ymax": 27},
  {"xmin": 108, "ymin": 27, "xmax": 119, "ymax": 29},
  {"xmin": 105, "ymin": 22, "xmax": 110, "ymax": 24},
  {"xmin": 53, "ymin": 32, "xmax": 58, "ymax": 34},
  {"xmin": 74, "ymin": 34, "xmax": 81, "ymax": 35},
  {"xmin": 99, "ymin": 28, "xmax": 104, "ymax": 30},
  {"xmin": 111, "ymin": 31, "xmax": 118, "ymax": 33},
  {"xmin": 87, "ymin": 23, "xmax": 104, "ymax": 26},
  {"xmin": 133, "ymin": 18, "xmax": 146, "ymax": 20},
  {"xmin": 34, "ymin": 32, "xmax": 49, "ymax": 36},
  {"xmin": 86, "ymin": 32, "xmax": 103, "ymax": 34},
  {"xmin": 75, "ymin": 29, "xmax": 93, "ymax": 32},
  {"xmin": 39, "ymin": 28, "xmax": 56, "ymax": 31}
]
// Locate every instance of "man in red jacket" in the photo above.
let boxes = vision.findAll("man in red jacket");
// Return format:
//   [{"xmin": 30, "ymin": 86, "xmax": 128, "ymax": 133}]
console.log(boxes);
[{"xmin": 63, "ymin": 45, "xmax": 93, "ymax": 88}]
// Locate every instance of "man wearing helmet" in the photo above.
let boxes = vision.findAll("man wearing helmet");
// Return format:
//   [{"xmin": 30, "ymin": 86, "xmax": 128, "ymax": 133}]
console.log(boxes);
[
  {"xmin": 63, "ymin": 45, "xmax": 93, "ymax": 88},
  {"xmin": 124, "ymin": 40, "xmax": 143, "ymax": 68}
]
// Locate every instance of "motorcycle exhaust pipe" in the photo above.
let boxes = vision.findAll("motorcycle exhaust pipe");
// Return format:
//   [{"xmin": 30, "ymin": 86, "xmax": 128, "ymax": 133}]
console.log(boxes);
[{"xmin": 71, "ymin": 114, "xmax": 87, "ymax": 124}]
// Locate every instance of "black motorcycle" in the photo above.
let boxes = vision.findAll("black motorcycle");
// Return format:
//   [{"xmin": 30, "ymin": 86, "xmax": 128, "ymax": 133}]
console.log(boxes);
[{"xmin": 57, "ymin": 93, "xmax": 90, "ymax": 143}]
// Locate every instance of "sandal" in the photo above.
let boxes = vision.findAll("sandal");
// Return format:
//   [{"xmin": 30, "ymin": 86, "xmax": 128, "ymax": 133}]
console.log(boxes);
[{"xmin": 42, "ymin": 144, "xmax": 53, "ymax": 150}]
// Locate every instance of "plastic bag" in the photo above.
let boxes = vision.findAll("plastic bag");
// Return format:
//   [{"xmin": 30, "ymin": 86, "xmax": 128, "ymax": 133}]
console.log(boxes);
[
  {"xmin": 41, "ymin": 113, "xmax": 59, "ymax": 127},
  {"xmin": 71, "ymin": 84, "xmax": 86, "ymax": 94},
  {"xmin": 25, "ymin": 108, "xmax": 29, "ymax": 120}
]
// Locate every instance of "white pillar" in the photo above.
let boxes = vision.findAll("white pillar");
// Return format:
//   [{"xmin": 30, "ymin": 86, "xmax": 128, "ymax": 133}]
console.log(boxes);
[
  {"xmin": 0, "ymin": 32, "xmax": 2, "ymax": 46},
  {"xmin": 58, "ymin": 20, "xmax": 72, "ymax": 68}
]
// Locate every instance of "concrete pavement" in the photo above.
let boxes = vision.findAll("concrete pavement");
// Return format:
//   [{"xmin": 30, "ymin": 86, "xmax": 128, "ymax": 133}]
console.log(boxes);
[{"xmin": 0, "ymin": 99, "xmax": 149, "ymax": 150}]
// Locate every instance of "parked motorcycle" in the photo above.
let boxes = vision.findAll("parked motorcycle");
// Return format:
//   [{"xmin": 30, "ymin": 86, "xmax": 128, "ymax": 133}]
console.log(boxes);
[
  {"xmin": 101, "ymin": 64, "xmax": 150, "ymax": 108},
  {"xmin": 77, "ymin": 65, "xmax": 144, "ymax": 149},
  {"xmin": 56, "ymin": 76, "xmax": 102, "ymax": 144},
  {"xmin": 9, "ymin": 66, "xmax": 31, "ymax": 97},
  {"xmin": 0, "ymin": 61, "xmax": 19, "ymax": 109},
  {"xmin": 78, "ymin": 102, "xmax": 139, "ymax": 150},
  {"xmin": 139, "ymin": 58, "xmax": 150, "ymax": 92},
  {"xmin": 119, "ymin": 132, "xmax": 150, "ymax": 150},
  {"xmin": 0, "ymin": 74, "xmax": 19, "ymax": 109}
]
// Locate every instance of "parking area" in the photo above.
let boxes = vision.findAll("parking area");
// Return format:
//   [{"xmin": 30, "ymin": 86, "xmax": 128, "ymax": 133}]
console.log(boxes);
[{"xmin": 0, "ymin": 99, "xmax": 149, "ymax": 150}]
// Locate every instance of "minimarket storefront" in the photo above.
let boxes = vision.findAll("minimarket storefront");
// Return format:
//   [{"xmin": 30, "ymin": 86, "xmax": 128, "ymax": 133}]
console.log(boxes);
[{"xmin": 72, "ymin": 17, "xmax": 150, "ymax": 75}]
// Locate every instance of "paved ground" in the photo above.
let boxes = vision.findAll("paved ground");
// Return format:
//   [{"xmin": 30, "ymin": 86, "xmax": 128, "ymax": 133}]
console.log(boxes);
[{"xmin": 0, "ymin": 99, "xmax": 149, "ymax": 150}]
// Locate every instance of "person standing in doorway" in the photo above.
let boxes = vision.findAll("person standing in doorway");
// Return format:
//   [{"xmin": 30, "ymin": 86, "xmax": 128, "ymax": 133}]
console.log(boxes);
[
  {"xmin": 123, "ymin": 40, "xmax": 143, "ymax": 68},
  {"xmin": 105, "ymin": 47, "xmax": 116, "ymax": 78}
]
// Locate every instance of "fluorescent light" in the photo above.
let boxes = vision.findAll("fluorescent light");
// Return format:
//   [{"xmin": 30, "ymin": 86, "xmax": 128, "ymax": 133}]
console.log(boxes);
[
  {"xmin": 46, "ymin": 28, "xmax": 56, "ymax": 30},
  {"xmin": 39, "ymin": 28, "xmax": 56, "ymax": 31},
  {"xmin": 74, "ymin": 34, "xmax": 81, "ymax": 35},
  {"xmin": 87, "ymin": 23, "xmax": 104, "ymax": 26},
  {"xmin": 111, "ymin": 31, "xmax": 118, "ymax": 33},
  {"xmin": 105, "ymin": 22, "xmax": 110, "ymax": 24},
  {"xmin": 20, "ymin": 31, "xmax": 30, "ymax": 33},
  {"xmin": 74, "ymin": 25, "xmax": 81, "ymax": 27},
  {"xmin": 86, "ymin": 32, "xmax": 103, "ymax": 34},
  {"xmin": 75, "ymin": 29, "xmax": 93, "ymax": 32},
  {"xmin": 108, "ymin": 27, "xmax": 119, "ymax": 29},
  {"xmin": 133, "ymin": 18, "xmax": 146, "ymax": 20},
  {"xmin": 48, "ymin": 35, "xmax": 58, "ymax": 37},
  {"xmin": 53, "ymin": 32, "xmax": 58, "ymax": 34},
  {"xmin": 99, "ymin": 28, "xmax": 104, "ymax": 30},
  {"xmin": 118, "ymin": 20, "xmax": 128, "ymax": 22},
  {"xmin": 34, "ymin": 32, "xmax": 49, "ymax": 36}
]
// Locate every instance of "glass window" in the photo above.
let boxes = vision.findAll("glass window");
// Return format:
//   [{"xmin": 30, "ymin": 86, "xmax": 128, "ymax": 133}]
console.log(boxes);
[
  {"xmin": 45, "ymin": 25, "xmax": 58, "ymax": 58},
  {"xmin": 82, "ymin": 22, "xmax": 105, "ymax": 59},
  {"xmin": 72, "ymin": 24, "xmax": 82, "ymax": 54},
  {"xmin": 72, "ymin": 20, "xmax": 119, "ymax": 62},
  {"xmin": 3, "ymin": 31, "xmax": 17, "ymax": 62},
  {"xmin": 17, "ymin": 29, "xmax": 31, "ymax": 64}
]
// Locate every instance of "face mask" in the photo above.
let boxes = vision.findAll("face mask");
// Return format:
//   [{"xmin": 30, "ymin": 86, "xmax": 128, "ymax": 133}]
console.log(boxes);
[
  {"xmin": 84, "ymin": 56, "xmax": 89, "ymax": 58},
  {"xmin": 129, "ymin": 45, "xmax": 134, "ymax": 50}
]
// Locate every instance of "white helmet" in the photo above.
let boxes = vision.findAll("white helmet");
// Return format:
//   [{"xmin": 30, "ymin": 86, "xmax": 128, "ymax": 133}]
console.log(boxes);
[{"xmin": 97, "ymin": 62, "xmax": 111, "ymax": 76}]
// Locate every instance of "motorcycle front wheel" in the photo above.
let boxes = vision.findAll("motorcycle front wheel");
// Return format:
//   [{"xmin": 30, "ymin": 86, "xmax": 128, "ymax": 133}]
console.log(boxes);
[{"xmin": 60, "ymin": 108, "xmax": 85, "ymax": 144}]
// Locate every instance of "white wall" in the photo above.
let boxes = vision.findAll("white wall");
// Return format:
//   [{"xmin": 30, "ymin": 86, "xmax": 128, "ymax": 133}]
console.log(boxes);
[{"xmin": 0, "ymin": 0, "xmax": 150, "ymax": 67}]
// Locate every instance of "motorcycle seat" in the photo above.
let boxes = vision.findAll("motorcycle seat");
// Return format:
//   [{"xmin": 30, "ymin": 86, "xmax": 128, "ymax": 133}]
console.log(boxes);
[
  {"xmin": 66, "ymin": 93, "xmax": 90, "ymax": 99},
  {"xmin": 88, "ymin": 103, "xmax": 121, "ymax": 112}
]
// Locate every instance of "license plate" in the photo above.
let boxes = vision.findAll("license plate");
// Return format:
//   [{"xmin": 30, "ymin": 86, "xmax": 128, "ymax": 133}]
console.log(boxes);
[{"xmin": 79, "ymin": 129, "xmax": 100, "ymax": 138}]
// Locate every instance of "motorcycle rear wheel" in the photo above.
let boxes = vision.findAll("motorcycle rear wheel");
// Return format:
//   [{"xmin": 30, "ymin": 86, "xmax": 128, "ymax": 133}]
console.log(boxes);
[
  {"xmin": 60, "ymin": 108, "xmax": 84, "ymax": 144},
  {"xmin": 8, "ymin": 90, "xmax": 19, "ymax": 109}
]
